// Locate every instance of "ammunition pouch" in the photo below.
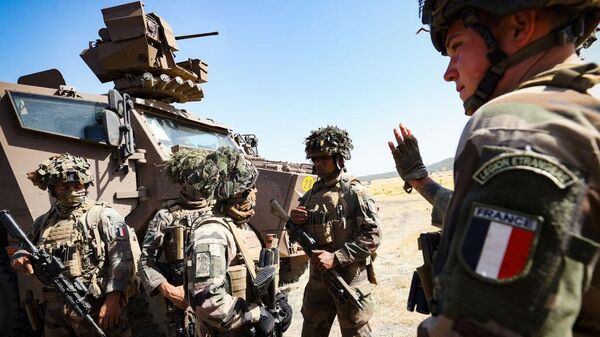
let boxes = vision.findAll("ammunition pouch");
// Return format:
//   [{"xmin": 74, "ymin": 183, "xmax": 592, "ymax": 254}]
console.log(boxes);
[
  {"xmin": 304, "ymin": 222, "xmax": 334, "ymax": 245},
  {"xmin": 227, "ymin": 265, "xmax": 248, "ymax": 300}
]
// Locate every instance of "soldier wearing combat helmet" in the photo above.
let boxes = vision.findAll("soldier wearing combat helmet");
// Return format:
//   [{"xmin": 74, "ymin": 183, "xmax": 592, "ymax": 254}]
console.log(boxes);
[
  {"xmin": 387, "ymin": 1, "xmax": 600, "ymax": 336},
  {"xmin": 138, "ymin": 148, "xmax": 212, "ymax": 337},
  {"xmin": 11, "ymin": 153, "xmax": 134, "ymax": 337},
  {"xmin": 291, "ymin": 126, "xmax": 381, "ymax": 337},
  {"xmin": 185, "ymin": 147, "xmax": 292, "ymax": 337}
]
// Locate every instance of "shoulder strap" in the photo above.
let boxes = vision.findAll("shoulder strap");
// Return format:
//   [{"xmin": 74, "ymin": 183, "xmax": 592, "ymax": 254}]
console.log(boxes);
[
  {"xmin": 200, "ymin": 217, "xmax": 257, "ymax": 281},
  {"xmin": 340, "ymin": 176, "xmax": 361, "ymax": 216},
  {"xmin": 85, "ymin": 202, "xmax": 107, "ymax": 262}
]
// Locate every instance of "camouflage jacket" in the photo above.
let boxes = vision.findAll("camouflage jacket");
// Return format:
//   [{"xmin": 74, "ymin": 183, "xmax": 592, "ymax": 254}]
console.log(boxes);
[
  {"xmin": 15, "ymin": 199, "xmax": 134, "ymax": 295},
  {"xmin": 429, "ymin": 63, "xmax": 600, "ymax": 337},
  {"xmin": 299, "ymin": 172, "xmax": 381, "ymax": 286},
  {"xmin": 185, "ymin": 214, "xmax": 262, "ymax": 332},
  {"xmin": 139, "ymin": 199, "xmax": 213, "ymax": 296}
]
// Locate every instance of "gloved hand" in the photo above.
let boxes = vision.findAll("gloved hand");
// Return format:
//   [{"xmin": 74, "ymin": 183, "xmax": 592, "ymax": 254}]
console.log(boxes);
[
  {"xmin": 391, "ymin": 135, "xmax": 428, "ymax": 182},
  {"xmin": 254, "ymin": 307, "xmax": 276, "ymax": 337},
  {"xmin": 276, "ymin": 292, "xmax": 292, "ymax": 332}
]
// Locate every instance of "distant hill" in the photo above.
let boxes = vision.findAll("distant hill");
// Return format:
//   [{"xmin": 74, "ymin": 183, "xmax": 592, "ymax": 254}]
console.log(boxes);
[{"xmin": 358, "ymin": 157, "xmax": 454, "ymax": 182}]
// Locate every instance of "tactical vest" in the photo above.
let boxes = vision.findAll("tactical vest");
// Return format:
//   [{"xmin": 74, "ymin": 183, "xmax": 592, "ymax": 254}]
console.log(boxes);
[
  {"xmin": 159, "ymin": 201, "xmax": 216, "ymax": 288},
  {"xmin": 300, "ymin": 175, "xmax": 358, "ymax": 250},
  {"xmin": 37, "ymin": 201, "xmax": 106, "ymax": 297},
  {"xmin": 196, "ymin": 217, "xmax": 262, "ymax": 301},
  {"xmin": 435, "ymin": 64, "xmax": 600, "ymax": 337},
  {"xmin": 36, "ymin": 200, "xmax": 140, "ymax": 299}
]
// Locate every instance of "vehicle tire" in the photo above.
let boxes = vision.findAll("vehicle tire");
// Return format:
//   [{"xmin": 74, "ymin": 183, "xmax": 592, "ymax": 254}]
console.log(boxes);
[{"xmin": 0, "ymin": 250, "xmax": 36, "ymax": 337}]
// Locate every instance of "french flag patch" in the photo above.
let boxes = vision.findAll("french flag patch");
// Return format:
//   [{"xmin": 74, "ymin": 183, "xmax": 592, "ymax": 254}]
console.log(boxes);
[
  {"xmin": 462, "ymin": 204, "xmax": 540, "ymax": 280},
  {"xmin": 115, "ymin": 224, "xmax": 128, "ymax": 239}
]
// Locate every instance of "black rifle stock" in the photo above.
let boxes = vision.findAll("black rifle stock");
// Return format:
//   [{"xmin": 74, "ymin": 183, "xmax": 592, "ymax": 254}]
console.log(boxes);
[
  {"xmin": 269, "ymin": 200, "xmax": 365, "ymax": 311},
  {"xmin": 407, "ymin": 232, "xmax": 441, "ymax": 315},
  {"xmin": 0, "ymin": 210, "xmax": 107, "ymax": 337}
]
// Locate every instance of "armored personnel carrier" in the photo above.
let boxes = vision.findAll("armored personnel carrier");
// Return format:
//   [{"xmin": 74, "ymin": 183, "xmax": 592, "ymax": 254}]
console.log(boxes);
[{"xmin": 0, "ymin": 2, "xmax": 312, "ymax": 336}]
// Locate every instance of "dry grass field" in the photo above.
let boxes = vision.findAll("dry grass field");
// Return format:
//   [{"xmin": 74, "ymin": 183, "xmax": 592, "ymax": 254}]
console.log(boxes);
[{"xmin": 281, "ymin": 171, "xmax": 453, "ymax": 337}]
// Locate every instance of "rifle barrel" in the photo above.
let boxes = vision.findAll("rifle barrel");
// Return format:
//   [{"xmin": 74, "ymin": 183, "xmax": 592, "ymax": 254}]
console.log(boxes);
[{"xmin": 175, "ymin": 31, "xmax": 219, "ymax": 40}]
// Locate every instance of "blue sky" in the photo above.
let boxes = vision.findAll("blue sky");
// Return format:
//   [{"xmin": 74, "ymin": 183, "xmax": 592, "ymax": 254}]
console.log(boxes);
[{"xmin": 1, "ymin": 1, "xmax": 599, "ymax": 176}]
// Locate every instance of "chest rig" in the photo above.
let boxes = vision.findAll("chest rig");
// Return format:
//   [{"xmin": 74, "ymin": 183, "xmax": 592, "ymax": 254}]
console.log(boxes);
[
  {"xmin": 161, "ymin": 201, "xmax": 212, "ymax": 286},
  {"xmin": 36, "ymin": 201, "xmax": 106, "ymax": 292},
  {"xmin": 301, "ymin": 176, "xmax": 357, "ymax": 250}
]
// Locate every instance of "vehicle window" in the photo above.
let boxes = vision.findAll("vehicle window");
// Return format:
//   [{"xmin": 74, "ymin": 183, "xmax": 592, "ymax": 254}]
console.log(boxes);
[
  {"xmin": 144, "ymin": 114, "xmax": 238, "ymax": 155},
  {"xmin": 9, "ymin": 92, "xmax": 107, "ymax": 143}
]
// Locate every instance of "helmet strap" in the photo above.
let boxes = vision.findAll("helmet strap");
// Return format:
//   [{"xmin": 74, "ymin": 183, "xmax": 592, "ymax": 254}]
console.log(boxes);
[{"xmin": 462, "ymin": 10, "xmax": 584, "ymax": 115}]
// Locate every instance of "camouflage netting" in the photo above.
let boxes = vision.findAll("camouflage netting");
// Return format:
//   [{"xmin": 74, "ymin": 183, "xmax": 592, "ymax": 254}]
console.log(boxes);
[
  {"xmin": 27, "ymin": 153, "xmax": 94, "ymax": 191},
  {"xmin": 164, "ymin": 148, "xmax": 210, "ymax": 185},
  {"xmin": 209, "ymin": 147, "xmax": 258, "ymax": 201},
  {"xmin": 304, "ymin": 125, "xmax": 353, "ymax": 160}
]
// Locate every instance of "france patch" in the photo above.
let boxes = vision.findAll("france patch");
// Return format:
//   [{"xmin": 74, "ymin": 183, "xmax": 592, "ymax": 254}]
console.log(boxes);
[
  {"xmin": 462, "ymin": 204, "xmax": 540, "ymax": 280},
  {"xmin": 115, "ymin": 224, "xmax": 128, "ymax": 239}
]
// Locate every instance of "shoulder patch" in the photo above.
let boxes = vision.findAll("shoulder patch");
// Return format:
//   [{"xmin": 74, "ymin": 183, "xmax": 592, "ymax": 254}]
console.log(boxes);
[
  {"xmin": 195, "ymin": 251, "xmax": 211, "ymax": 278},
  {"xmin": 114, "ymin": 223, "xmax": 129, "ymax": 239},
  {"xmin": 473, "ymin": 152, "xmax": 577, "ymax": 189},
  {"xmin": 461, "ymin": 203, "xmax": 542, "ymax": 281}
]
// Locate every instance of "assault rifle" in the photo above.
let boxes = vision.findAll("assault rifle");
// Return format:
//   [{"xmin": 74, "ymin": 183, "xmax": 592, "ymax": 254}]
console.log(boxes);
[
  {"xmin": 0, "ymin": 210, "xmax": 107, "ymax": 337},
  {"xmin": 254, "ymin": 247, "xmax": 287, "ymax": 337},
  {"xmin": 407, "ymin": 232, "xmax": 441, "ymax": 314},
  {"xmin": 269, "ymin": 200, "xmax": 365, "ymax": 310}
]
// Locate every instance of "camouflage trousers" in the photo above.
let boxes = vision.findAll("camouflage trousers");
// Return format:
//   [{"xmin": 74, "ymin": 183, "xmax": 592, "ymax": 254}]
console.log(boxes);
[
  {"xmin": 301, "ymin": 276, "xmax": 375, "ymax": 337},
  {"xmin": 43, "ymin": 292, "xmax": 131, "ymax": 337}
]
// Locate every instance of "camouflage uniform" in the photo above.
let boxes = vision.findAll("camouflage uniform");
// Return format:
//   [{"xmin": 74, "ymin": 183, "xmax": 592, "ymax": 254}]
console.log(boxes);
[
  {"xmin": 139, "ymin": 149, "xmax": 213, "ymax": 337},
  {"xmin": 185, "ymin": 147, "xmax": 274, "ymax": 337},
  {"xmin": 300, "ymin": 126, "xmax": 381, "ymax": 337},
  {"xmin": 13, "ymin": 154, "xmax": 133, "ymax": 337},
  {"xmin": 407, "ymin": 2, "xmax": 600, "ymax": 336}
]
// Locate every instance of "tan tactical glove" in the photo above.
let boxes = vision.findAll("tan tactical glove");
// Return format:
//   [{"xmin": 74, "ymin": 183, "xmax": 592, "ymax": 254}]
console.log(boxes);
[{"xmin": 391, "ymin": 136, "xmax": 428, "ymax": 192}]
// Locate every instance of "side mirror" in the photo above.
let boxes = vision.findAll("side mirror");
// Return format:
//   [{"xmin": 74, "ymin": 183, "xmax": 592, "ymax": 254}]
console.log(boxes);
[
  {"xmin": 107, "ymin": 89, "xmax": 124, "ymax": 117},
  {"xmin": 103, "ymin": 109, "xmax": 121, "ymax": 146}
]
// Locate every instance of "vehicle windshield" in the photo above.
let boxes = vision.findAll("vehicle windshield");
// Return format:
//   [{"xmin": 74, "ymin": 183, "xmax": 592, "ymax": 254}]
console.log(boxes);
[
  {"xmin": 9, "ymin": 91, "xmax": 107, "ymax": 143},
  {"xmin": 144, "ymin": 114, "xmax": 238, "ymax": 155}
]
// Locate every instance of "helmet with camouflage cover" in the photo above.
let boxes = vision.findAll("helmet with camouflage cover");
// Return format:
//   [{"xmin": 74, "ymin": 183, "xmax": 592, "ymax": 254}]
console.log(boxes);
[
  {"xmin": 418, "ymin": 0, "xmax": 600, "ymax": 114},
  {"xmin": 164, "ymin": 148, "xmax": 216, "ymax": 200},
  {"xmin": 164, "ymin": 148, "xmax": 210, "ymax": 185},
  {"xmin": 304, "ymin": 125, "xmax": 353, "ymax": 161},
  {"xmin": 208, "ymin": 147, "xmax": 258, "ymax": 202},
  {"xmin": 27, "ymin": 153, "xmax": 94, "ymax": 191}
]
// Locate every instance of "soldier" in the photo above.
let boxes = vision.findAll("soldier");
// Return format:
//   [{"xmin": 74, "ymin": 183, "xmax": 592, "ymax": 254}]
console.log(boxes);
[
  {"xmin": 139, "ymin": 149, "xmax": 212, "ymax": 337},
  {"xmin": 10, "ymin": 153, "xmax": 134, "ymax": 337},
  {"xmin": 290, "ymin": 126, "xmax": 381, "ymax": 337},
  {"xmin": 185, "ymin": 147, "xmax": 292, "ymax": 337},
  {"xmin": 389, "ymin": 1, "xmax": 600, "ymax": 336}
]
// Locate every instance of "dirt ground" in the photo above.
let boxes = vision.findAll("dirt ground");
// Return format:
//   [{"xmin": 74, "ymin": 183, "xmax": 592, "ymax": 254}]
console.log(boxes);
[{"xmin": 281, "ymin": 172, "xmax": 453, "ymax": 337}]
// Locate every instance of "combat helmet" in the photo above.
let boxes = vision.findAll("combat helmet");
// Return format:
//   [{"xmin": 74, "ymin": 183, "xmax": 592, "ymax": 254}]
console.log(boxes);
[
  {"xmin": 209, "ymin": 147, "xmax": 258, "ymax": 202},
  {"xmin": 418, "ymin": 0, "xmax": 600, "ymax": 114},
  {"xmin": 305, "ymin": 125, "xmax": 353, "ymax": 170},
  {"xmin": 27, "ymin": 153, "xmax": 94, "ymax": 191},
  {"xmin": 164, "ymin": 148, "xmax": 217, "ymax": 200}
]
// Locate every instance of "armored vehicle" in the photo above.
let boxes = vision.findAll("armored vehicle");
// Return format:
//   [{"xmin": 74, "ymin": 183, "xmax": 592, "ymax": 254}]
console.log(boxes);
[{"xmin": 0, "ymin": 2, "xmax": 312, "ymax": 336}]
